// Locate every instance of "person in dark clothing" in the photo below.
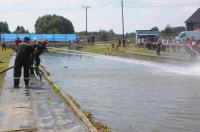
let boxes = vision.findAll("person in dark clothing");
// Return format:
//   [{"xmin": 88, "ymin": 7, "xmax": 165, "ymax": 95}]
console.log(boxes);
[
  {"xmin": 13, "ymin": 37, "xmax": 32, "ymax": 88},
  {"xmin": 88, "ymin": 37, "xmax": 91, "ymax": 45},
  {"xmin": 15, "ymin": 37, "xmax": 22, "ymax": 46},
  {"xmin": 122, "ymin": 39, "xmax": 126, "ymax": 48},
  {"xmin": 15, "ymin": 37, "xmax": 22, "ymax": 51},
  {"xmin": 30, "ymin": 41, "xmax": 45, "ymax": 74},
  {"xmin": 2, "ymin": 40, "xmax": 6, "ymax": 51},
  {"xmin": 156, "ymin": 40, "xmax": 162, "ymax": 56},
  {"xmin": 91, "ymin": 36, "xmax": 95, "ymax": 45},
  {"xmin": 118, "ymin": 39, "xmax": 121, "ymax": 47}
]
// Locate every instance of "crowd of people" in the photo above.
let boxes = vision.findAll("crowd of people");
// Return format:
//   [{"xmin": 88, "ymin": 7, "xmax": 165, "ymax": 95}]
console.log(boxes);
[
  {"xmin": 137, "ymin": 37, "xmax": 163, "ymax": 55},
  {"xmin": 87, "ymin": 36, "xmax": 95, "ymax": 45},
  {"xmin": 186, "ymin": 37, "xmax": 200, "ymax": 59},
  {"xmin": 108, "ymin": 39, "xmax": 130, "ymax": 51},
  {"xmin": 136, "ymin": 36, "xmax": 192, "ymax": 55}
]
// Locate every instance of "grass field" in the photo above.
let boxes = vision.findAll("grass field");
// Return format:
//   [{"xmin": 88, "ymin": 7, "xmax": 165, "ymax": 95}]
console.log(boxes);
[
  {"xmin": 0, "ymin": 48, "xmax": 14, "ymax": 91},
  {"xmin": 80, "ymin": 43, "xmax": 190, "ymax": 58}
]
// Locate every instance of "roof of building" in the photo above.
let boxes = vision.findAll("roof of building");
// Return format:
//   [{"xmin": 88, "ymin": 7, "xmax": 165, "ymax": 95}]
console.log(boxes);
[{"xmin": 185, "ymin": 8, "xmax": 200, "ymax": 23}]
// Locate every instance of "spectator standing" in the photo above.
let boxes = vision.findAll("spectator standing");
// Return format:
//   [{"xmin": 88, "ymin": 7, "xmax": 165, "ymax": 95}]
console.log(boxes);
[
  {"xmin": 171, "ymin": 38, "xmax": 176, "ymax": 53},
  {"xmin": 118, "ymin": 39, "xmax": 121, "ymax": 47},
  {"xmin": 111, "ymin": 43, "xmax": 115, "ymax": 51},
  {"xmin": 122, "ymin": 39, "xmax": 126, "ymax": 48},
  {"xmin": 91, "ymin": 36, "xmax": 95, "ymax": 45},
  {"xmin": 2, "ymin": 40, "xmax": 6, "ymax": 52},
  {"xmin": 141, "ymin": 38, "xmax": 145, "ymax": 47},
  {"xmin": 156, "ymin": 39, "xmax": 162, "ymax": 56},
  {"xmin": 88, "ymin": 37, "xmax": 91, "ymax": 45}
]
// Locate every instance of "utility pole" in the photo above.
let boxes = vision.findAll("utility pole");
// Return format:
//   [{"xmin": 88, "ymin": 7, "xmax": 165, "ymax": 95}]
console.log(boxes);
[
  {"xmin": 121, "ymin": 0, "xmax": 125, "ymax": 43},
  {"xmin": 82, "ymin": 5, "xmax": 90, "ymax": 36},
  {"xmin": 0, "ymin": 24, "xmax": 1, "ymax": 41}
]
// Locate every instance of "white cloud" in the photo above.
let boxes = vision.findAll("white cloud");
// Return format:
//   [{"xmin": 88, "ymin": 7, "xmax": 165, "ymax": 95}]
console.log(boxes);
[
  {"xmin": 104, "ymin": 4, "xmax": 120, "ymax": 12},
  {"xmin": 0, "ymin": 0, "xmax": 199, "ymax": 33},
  {"xmin": 181, "ymin": 7, "xmax": 198, "ymax": 14},
  {"xmin": 0, "ymin": 0, "xmax": 27, "ymax": 5}
]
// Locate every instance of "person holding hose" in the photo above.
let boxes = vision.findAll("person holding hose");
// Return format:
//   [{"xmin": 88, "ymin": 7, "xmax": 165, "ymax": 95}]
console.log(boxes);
[
  {"xmin": 30, "ymin": 41, "xmax": 45, "ymax": 74},
  {"xmin": 13, "ymin": 37, "xmax": 32, "ymax": 89}
]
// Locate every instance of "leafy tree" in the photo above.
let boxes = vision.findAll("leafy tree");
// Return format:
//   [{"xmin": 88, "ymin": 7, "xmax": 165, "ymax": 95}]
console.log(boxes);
[
  {"xmin": 164, "ymin": 24, "xmax": 172, "ymax": 34},
  {"xmin": 129, "ymin": 32, "xmax": 136, "ymax": 43},
  {"xmin": 14, "ymin": 26, "xmax": 29, "ymax": 33},
  {"xmin": 99, "ymin": 30, "xmax": 109, "ymax": 41},
  {"xmin": 77, "ymin": 29, "xmax": 137, "ymax": 42},
  {"xmin": 173, "ymin": 27, "xmax": 185, "ymax": 33},
  {"xmin": 77, "ymin": 29, "xmax": 124, "ymax": 41},
  {"xmin": 35, "ymin": 14, "xmax": 74, "ymax": 34},
  {"xmin": 162, "ymin": 25, "xmax": 185, "ymax": 37},
  {"xmin": 150, "ymin": 26, "xmax": 159, "ymax": 31},
  {"xmin": 0, "ymin": 21, "xmax": 10, "ymax": 33},
  {"xmin": 48, "ymin": 28, "xmax": 59, "ymax": 34},
  {"xmin": 109, "ymin": 29, "xmax": 115, "ymax": 35}
]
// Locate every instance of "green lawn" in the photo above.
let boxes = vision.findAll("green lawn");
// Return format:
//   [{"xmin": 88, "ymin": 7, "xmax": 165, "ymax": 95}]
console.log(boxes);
[
  {"xmin": 0, "ymin": 48, "xmax": 14, "ymax": 91},
  {"xmin": 47, "ymin": 47, "xmax": 69, "ymax": 52},
  {"xmin": 80, "ymin": 43, "xmax": 190, "ymax": 58}
]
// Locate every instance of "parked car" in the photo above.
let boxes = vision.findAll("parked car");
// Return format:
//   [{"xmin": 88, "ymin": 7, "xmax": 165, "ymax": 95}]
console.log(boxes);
[{"xmin": 175, "ymin": 31, "xmax": 200, "ymax": 44}]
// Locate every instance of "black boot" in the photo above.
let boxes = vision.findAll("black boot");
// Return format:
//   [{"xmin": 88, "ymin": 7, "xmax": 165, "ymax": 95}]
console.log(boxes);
[{"xmin": 13, "ymin": 84, "xmax": 20, "ymax": 89}]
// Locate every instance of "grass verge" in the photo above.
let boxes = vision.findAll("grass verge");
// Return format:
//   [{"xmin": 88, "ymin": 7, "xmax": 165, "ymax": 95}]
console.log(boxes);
[{"xmin": 0, "ymin": 48, "xmax": 14, "ymax": 92}]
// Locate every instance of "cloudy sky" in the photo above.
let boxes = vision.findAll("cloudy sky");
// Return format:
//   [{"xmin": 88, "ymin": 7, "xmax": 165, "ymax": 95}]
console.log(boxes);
[{"xmin": 0, "ymin": 0, "xmax": 199, "ymax": 33}]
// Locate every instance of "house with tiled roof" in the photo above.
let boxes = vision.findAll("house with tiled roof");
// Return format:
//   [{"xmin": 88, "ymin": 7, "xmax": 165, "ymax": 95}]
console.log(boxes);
[{"xmin": 185, "ymin": 8, "xmax": 200, "ymax": 31}]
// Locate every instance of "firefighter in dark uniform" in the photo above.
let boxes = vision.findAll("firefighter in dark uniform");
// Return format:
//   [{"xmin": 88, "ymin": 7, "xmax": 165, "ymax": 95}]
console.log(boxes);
[
  {"xmin": 30, "ymin": 41, "xmax": 45, "ymax": 74},
  {"xmin": 14, "ymin": 37, "xmax": 32, "ymax": 88},
  {"xmin": 34, "ymin": 41, "xmax": 45, "ymax": 66}
]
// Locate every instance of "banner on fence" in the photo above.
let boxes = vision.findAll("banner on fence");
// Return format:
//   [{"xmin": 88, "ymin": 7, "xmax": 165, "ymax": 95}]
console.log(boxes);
[{"xmin": 0, "ymin": 34, "xmax": 77, "ymax": 42}]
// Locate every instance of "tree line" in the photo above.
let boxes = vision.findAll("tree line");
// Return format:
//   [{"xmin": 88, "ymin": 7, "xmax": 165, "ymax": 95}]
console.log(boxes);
[
  {"xmin": 150, "ymin": 25, "xmax": 185, "ymax": 37},
  {"xmin": 1, "ymin": 14, "xmax": 185, "ymax": 42},
  {"xmin": 77, "ymin": 25, "xmax": 185, "ymax": 42},
  {"xmin": 0, "ymin": 14, "xmax": 74, "ymax": 34}
]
